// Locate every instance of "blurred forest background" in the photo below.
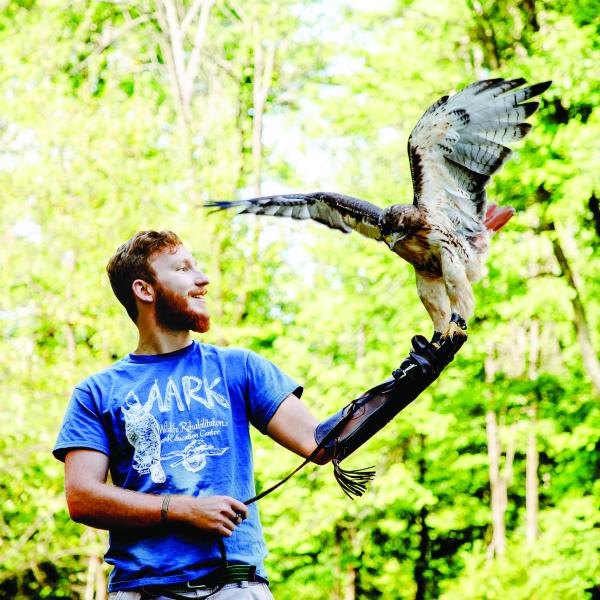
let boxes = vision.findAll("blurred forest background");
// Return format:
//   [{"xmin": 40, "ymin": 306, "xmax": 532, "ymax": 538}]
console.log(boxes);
[{"xmin": 0, "ymin": 0, "xmax": 598, "ymax": 598}]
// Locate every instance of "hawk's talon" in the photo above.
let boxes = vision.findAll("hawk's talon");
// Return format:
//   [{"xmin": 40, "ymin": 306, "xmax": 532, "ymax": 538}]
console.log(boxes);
[{"xmin": 442, "ymin": 320, "xmax": 468, "ymax": 341}]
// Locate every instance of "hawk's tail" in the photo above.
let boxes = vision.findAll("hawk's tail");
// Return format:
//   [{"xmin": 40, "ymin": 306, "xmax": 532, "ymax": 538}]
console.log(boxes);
[{"xmin": 484, "ymin": 203, "xmax": 515, "ymax": 233}]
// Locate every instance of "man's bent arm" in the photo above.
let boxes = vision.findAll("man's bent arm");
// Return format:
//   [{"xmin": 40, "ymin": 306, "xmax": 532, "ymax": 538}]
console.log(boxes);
[
  {"xmin": 64, "ymin": 449, "xmax": 247, "ymax": 536},
  {"xmin": 266, "ymin": 393, "xmax": 323, "ymax": 459}
]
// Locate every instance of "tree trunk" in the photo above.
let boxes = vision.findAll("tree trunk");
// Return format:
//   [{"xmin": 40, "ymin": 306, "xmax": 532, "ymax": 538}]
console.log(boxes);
[
  {"xmin": 64, "ymin": 250, "xmax": 77, "ymax": 364},
  {"xmin": 485, "ymin": 345, "xmax": 515, "ymax": 560},
  {"xmin": 526, "ymin": 321, "xmax": 540, "ymax": 545},
  {"xmin": 550, "ymin": 226, "xmax": 600, "ymax": 396},
  {"xmin": 333, "ymin": 525, "xmax": 357, "ymax": 600},
  {"xmin": 589, "ymin": 192, "xmax": 600, "ymax": 238},
  {"xmin": 208, "ymin": 232, "xmax": 228, "ymax": 345},
  {"xmin": 525, "ymin": 405, "xmax": 539, "ymax": 545},
  {"xmin": 345, "ymin": 561, "xmax": 357, "ymax": 600},
  {"xmin": 83, "ymin": 541, "xmax": 106, "ymax": 600},
  {"xmin": 486, "ymin": 409, "xmax": 506, "ymax": 558},
  {"xmin": 414, "ymin": 505, "xmax": 429, "ymax": 600},
  {"xmin": 65, "ymin": 323, "xmax": 76, "ymax": 364},
  {"xmin": 232, "ymin": 21, "xmax": 278, "ymax": 325},
  {"xmin": 414, "ymin": 436, "xmax": 429, "ymax": 600},
  {"xmin": 154, "ymin": 0, "xmax": 216, "ymax": 126},
  {"xmin": 251, "ymin": 25, "xmax": 276, "ymax": 197}
]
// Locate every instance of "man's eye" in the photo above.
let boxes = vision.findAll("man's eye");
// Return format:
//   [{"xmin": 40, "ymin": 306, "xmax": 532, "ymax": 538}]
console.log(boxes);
[{"xmin": 177, "ymin": 266, "xmax": 189, "ymax": 271}]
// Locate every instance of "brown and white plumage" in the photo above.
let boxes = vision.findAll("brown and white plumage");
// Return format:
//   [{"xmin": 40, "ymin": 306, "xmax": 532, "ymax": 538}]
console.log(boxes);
[{"xmin": 207, "ymin": 78, "xmax": 551, "ymax": 335}]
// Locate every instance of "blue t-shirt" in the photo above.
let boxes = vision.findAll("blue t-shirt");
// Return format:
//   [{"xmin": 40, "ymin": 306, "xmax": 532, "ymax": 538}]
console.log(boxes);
[{"xmin": 53, "ymin": 341, "xmax": 301, "ymax": 591}]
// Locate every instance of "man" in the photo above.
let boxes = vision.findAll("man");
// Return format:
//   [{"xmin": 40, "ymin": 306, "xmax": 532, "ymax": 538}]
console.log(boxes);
[{"xmin": 54, "ymin": 230, "xmax": 463, "ymax": 599}]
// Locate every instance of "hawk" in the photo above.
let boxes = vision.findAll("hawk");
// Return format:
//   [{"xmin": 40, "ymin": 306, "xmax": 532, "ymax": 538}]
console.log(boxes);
[{"xmin": 207, "ymin": 78, "xmax": 551, "ymax": 337}]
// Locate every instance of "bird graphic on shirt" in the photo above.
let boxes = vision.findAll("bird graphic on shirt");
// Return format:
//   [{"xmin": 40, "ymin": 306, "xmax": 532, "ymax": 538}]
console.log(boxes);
[
  {"xmin": 206, "ymin": 78, "xmax": 551, "ymax": 338},
  {"xmin": 162, "ymin": 440, "xmax": 229, "ymax": 473},
  {"xmin": 122, "ymin": 392, "xmax": 166, "ymax": 484}
]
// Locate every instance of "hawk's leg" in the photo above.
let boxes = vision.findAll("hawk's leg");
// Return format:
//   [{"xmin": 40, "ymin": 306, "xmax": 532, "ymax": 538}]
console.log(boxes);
[
  {"xmin": 440, "ymin": 249, "xmax": 474, "ymax": 338},
  {"xmin": 415, "ymin": 272, "xmax": 451, "ymax": 334}
]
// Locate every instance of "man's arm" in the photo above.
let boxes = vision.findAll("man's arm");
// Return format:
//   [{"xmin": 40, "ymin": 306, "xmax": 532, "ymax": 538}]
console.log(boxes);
[
  {"xmin": 265, "ymin": 393, "xmax": 321, "ymax": 459},
  {"xmin": 64, "ymin": 449, "xmax": 248, "ymax": 536},
  {"xmin": 313, "ymin": 318, "xmax": 468, "ymax": 470},
  {"xmin": 266, "ymin": 318, "xmax": 467, "ymax": 469}
]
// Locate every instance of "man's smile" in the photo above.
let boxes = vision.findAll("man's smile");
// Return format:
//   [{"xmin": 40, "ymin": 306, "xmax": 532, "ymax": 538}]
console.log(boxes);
[{"xmin": 189, "ymin": 291, "xmax": 207, "ymax": 300}]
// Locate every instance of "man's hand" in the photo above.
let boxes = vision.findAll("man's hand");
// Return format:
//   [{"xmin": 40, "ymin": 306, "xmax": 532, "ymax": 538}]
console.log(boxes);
[{"xmin": 169, "ymin": 495, "xmax": 248, "ymax": 537}]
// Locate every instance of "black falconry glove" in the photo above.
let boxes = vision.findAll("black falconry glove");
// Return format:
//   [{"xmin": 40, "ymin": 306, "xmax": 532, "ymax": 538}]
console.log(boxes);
[{"xmin": 313, "ymin": 313, "xmax": 467, "ymax": 499}]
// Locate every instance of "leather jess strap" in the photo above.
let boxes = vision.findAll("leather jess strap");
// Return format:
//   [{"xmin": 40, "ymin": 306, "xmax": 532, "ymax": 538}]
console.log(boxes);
[{"xmin": 243, "ymin": 400, "xmax": 361, "ymax": 506}]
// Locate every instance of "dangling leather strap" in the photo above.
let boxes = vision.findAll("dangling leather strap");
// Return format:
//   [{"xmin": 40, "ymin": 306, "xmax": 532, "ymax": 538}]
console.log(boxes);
[{"xmin": 243, "ymin": 400, "xmax": 362, "ymax": 505}]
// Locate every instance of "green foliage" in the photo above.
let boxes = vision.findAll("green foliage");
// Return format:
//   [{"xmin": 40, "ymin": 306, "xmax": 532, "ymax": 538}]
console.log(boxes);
[
  {"xmin": 0, "ymin": 0, "xmax": 598, "ymax": 597},
  {"xmin": 440, "ymin": 496, "xmax": 600, "ymax": 599}
]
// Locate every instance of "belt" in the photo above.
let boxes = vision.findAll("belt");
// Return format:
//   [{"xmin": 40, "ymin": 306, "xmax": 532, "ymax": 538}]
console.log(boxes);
[
  {"xmin": 187, "ymin": 564, "xmax": 258, "ymax": 588},
  {"xmin": 141, "ymin": 564, "xmax": 262, "ymax": 599}
]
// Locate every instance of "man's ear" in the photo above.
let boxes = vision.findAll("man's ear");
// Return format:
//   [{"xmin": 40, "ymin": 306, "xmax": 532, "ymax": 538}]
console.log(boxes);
[{"xmin": 132, "ymin": 279, "xmax": 154, "ymax": 303}]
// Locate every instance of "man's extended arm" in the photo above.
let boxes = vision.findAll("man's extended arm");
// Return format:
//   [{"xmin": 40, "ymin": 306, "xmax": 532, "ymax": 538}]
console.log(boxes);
[
  {"xmin": 64, "ymin": 449, "xmax": 247, "ymax": 536},
  {"xmin": 265, "ymin": 319, "xmax": 467, "ymax": 474},
  {"xmin": 263, "ymin": 318, "xmax": 468, "ymax": 504},
  {"xmin": 312, "ymin": 317, "xmax": 468, "ymax": 496}
]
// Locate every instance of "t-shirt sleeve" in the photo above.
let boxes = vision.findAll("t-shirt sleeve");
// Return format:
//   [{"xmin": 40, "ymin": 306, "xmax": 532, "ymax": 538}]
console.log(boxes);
[
  {"xmin": 245, "ymin": 351, "xmax": 303, "ymax": 433},
  {"xmin": 53, "ymin": 384, "xmax": 111, "ymax": 462}
]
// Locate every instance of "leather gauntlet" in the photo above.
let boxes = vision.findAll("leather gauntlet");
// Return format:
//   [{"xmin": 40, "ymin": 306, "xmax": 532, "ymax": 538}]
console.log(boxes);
[{"xmin": 314, "ymin": 314, "xmax": 467, "ymax": 498}]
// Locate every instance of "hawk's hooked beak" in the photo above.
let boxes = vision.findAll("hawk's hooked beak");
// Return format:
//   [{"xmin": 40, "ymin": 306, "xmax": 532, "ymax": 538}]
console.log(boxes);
[{"xmin": 384, "ymin": 232, "xmax": 403, "ymax": 249}]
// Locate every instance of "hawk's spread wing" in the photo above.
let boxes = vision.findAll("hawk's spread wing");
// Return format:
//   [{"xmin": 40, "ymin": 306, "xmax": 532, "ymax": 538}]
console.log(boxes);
[
  {"xmin": 206, "ymin": 192, "xmax": 384, "ymax": 241},
  {"xmin": 408, "ymin": 78, "xmax": 551, "ymax": 235}
]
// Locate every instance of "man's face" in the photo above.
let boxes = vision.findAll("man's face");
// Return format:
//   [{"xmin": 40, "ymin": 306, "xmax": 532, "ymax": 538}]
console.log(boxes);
[{"xmin": 148, "ymin": 245, "xmax": 210, "ymax": 333}]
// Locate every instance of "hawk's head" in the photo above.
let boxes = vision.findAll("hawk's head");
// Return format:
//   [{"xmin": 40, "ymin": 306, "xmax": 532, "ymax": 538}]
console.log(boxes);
[{"xmin": 379, "ymin": 204, "xmax": 421, "ymax": 250}]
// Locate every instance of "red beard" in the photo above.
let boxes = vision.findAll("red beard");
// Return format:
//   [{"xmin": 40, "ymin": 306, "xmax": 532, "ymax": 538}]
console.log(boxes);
[{"xmin": 154, "ymin": 283, "xmax": 210, "ymax": 333}]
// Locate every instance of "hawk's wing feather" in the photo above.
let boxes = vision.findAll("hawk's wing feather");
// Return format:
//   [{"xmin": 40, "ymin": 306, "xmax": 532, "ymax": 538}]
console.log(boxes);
[
  {"xmin": 206, "ymin": 192, "xmax": 384, "ymax": 241},
  {"xmin": 408, "ymin": 78, "xmax": 551, "ymax": 235}
]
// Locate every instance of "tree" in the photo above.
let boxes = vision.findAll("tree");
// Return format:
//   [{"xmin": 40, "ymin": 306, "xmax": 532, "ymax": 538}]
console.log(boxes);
[{"xmin": 1, "ymin": 0, "xmax": 597, "ymax": 597}]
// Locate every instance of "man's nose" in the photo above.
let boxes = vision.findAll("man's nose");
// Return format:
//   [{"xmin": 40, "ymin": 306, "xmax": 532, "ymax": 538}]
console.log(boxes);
[{"xmin": 194, "ymin": 270, "xmax": 210, "ymax": 286}]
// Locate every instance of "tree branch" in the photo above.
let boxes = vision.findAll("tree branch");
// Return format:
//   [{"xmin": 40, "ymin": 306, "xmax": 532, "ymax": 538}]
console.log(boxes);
[
  {"xmin": 185, "ymin": 0, "xmax": 215, "ymax": 104},
  {"xmin": 155, "ymin": 0, "xmax": 190, "ymax": 122},
  {"xmin": 71, "ymin": 14, "xmax": 152, "ymax": 74},
  {"xmin": 181, "ymin": 0, "xmax": 203, "ymax": 34},
  {"xmin": 549, "ymin": 226, "xmax": 600, "ymax": 396}
]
